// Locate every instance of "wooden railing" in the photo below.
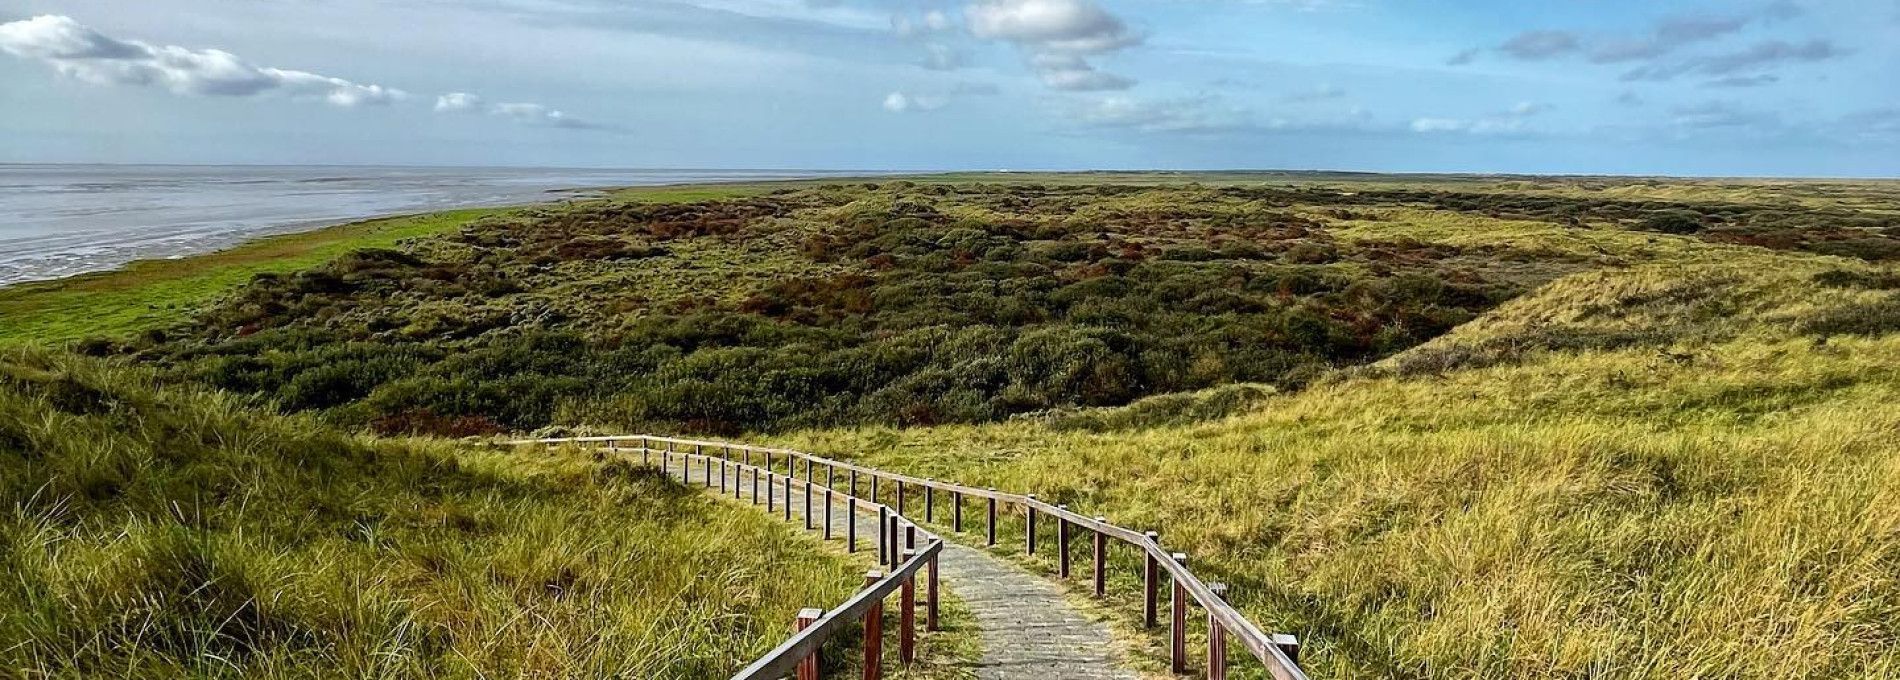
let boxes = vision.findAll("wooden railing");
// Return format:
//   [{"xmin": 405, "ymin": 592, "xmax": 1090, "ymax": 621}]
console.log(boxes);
[{"xmin": 507, "ymin": 434, "xmax": 1309, "ymax": 680}]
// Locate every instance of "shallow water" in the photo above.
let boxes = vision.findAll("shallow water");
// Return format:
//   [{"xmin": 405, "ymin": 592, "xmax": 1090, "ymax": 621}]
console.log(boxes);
[{"xmin": 0, "ymin": 165, "xmax": 860, "ymax": 287}]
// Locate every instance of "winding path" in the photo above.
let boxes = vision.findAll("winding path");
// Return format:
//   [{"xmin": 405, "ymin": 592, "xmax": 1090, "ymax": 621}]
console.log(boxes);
[{"xmin": 659, "ymin": 454, "xmax": 1141, "ymax": 680}]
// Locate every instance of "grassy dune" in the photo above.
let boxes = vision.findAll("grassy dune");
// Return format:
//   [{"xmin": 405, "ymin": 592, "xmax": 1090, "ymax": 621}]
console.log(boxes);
[
  {"xmin": 773, "ymin": 216, "xmax": 1900, "ymax": 677},
  {"xmin": 0, "ymin": 348, "xmax": 865, "ymax": 678}
]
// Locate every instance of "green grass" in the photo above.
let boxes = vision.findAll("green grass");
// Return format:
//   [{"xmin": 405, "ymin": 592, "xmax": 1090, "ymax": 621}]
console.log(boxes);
[
  {"xmin": 0, "ymin": 347, "xmax": 873, "ymax": 677},
  {"xmin": 771, "ymin": 248, "xmax": 1900, "ymax": 678}
]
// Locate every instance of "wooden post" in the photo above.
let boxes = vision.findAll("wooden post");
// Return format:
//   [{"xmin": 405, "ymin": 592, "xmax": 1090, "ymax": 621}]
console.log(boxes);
[
  {"xmin": 952, "ymin": 490, "xmax": 963, "ymax": 532},
  {"xmin": 804, "ymin": 480, "xmax": 814, "ymax": 530},
  {"xmin": 827, "ymin": 464, "xmax": 835, "ymax": 490},
  {"xmin": 888, "ymin": 516, "xmax": 902, "ymax": 569},
  {"xmin": 745, "ymin": 448, "xmax": 753, "ymax": 467},
  {"xmin": 1026, "ymin": 494, "xmax": 1038, "ymax": 555},
  {"xmin": 926, "ymin": 550, "xmax": 940, "ymax": 632},
  {"xmin": 704, "ymin": 456, "xmax": 713, "ymax": 488},
  {"xmin": 1207, "ymin": 584, "xmax": 1228, "ymax": 680},
  {"xmin": 1093, "ymin": 516, "xmax": 1108, "ymax": 598},
  {"xmin": 718, "ymin": 460, "xmax": 727, "ymax": 494},
  {"xmin": 924, "ymin": 480, "xmax": 934, "ymax": 523},
  {"xmin": 848, "ymin": 497, "xmax": 859, "ymax": 552},
  {"xmin": 906, "ymin": 523, "xmax": 916, "ymax": 552},
  {"xmin": 767, "ymin": 473, "xmax": 776, "ymax": 512},
  {"xmin": 783, "ymin": 475, "xmax": 793, "ymax": 521},
  {"xmin": 796, "ymin": 607, "xmax": 823, "ymax": 680},
  {"xmin": 824, "ymin": 488, "xmax": 834, "ymax": 540},
  {"xmin": 752, "ymin": 468, "xmax": 761, "ymax": 505},
  {"xmin": 1057, "ymin": 505, "xmax": 1071, "ymax": 579},
  {"xmin": 1171, "ymin": 553, "xmax": 1188, "ymax": 674},
  {"xmin": 900, "ymin": 550, "xmax": 917, "ymax": 664},
  {"xmin": 862, "ymin": 571, "xmax": 884, "ymax": 680},
  {"xmin": 1143, "ymin": 531, "xmax": 1160, "ymax": 628},
  {"xmin": 877, "ymin": 506, "xmax": 890, "ymax": 565},
  {"xmin": 986, "ymin": 489, "xmax": 997, "ymax": 546},
  {"xmin": 871, "ymin": 475, "xmax": 880, "ymax": 506},
  {"xmin": 1272, "ymin": 634, "xmax": 1302, "ymax": 665},
  {"xmin": 850, "ymin": 469, "xmax": 859, "ymax": 498}
]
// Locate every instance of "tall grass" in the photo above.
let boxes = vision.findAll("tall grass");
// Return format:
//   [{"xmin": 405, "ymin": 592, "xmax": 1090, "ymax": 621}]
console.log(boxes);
[
  {"xmin": 774, "ymin": 254, "xmax": 1900, "ymax": 678},
  {"xmin": 0, "ymin": 348, "xmax": 860, "ymax": 678}
]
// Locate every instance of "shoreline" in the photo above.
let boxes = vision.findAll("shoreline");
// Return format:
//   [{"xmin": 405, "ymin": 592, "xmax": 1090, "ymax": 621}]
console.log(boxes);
[{"xmin": 0, "ymin": 176, "xmax": 900, "ymax": 346}]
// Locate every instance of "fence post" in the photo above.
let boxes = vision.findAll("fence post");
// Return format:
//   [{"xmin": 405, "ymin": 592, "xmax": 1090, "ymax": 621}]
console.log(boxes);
[
  {"xmin": 824, "ymin": 488, "xmax": 834, "ymax": 540},
  {"xmin": 827, "ymin": 464, "xmax": 835, "ymax": 490},
  {"xmin": 783, "ymin": 475, "xmax": 794, "ymax": 521},
  {"xmin": 753, "ymin": 468, "xmax": 761, "ymax": 505},
  {"xmin": 927, "ymin": 548, "xmax": 940, "ymax": 632},
  {"xmin": 767, "ymin": 473, "xmax": 776, "ymax": 513},
  {"xmin": 862, "ymin": 571, "xmax": 884, "ymax": 680},
  {"xmin": 987, "ymin": 490, "xmax": 997, "ymax": 546},
  {"xmin": 1026, "ymin": 494, "xmax": 1038, "ymax": 555},
  {"xmin": 1143, "ymin": 531, "xmax": 1160, "ymax": 628},
  {"xmin": 924, "ymin": 480, "xmax": 934, "ymax": 523},
  {"xmin": 900, "ymin": 550, "xmax": 917, "ymax": 664},
  {"xmin": 952, "ymin": 490, "xmax": 963, "ymax": 532},
  {"xmin": 704, "ymin": 456, "xmax": 713, "ymax": 488},
  {"xmin": 888, "ymin": 515, "xmax": 902, "ymax": 569},
  {"xmin": 1272, "ymin": 634, "xmax": 1302, "ymax": 665},
  {"xmin": 796, "ymin": 607, "xmax": 823, "ymax": 680},
  {"xmin": 1093, "ymin": 516, "xmax": 1108, "ymax": 597},
  {"xmin": 849, "ymin": 497, "xmax": 859, "ymax": 552},
  {"xmin": 1171, "ymin": 552, "xmax": 1189, "ymax": 674},
  {"xmin": 906, "ymin": 523, "xmax": 916, "ymax": 552},
  {"xmin": 851, "ymin": 469, "xmax": 859, "ymax": 498},
  {"xmin": 804, "ymin": 480, "xmax": 814, "ymax": 530},
  {"xmin": 1057, "ymin": 505, "xmax": 1071, "ymax": 579},
  {"xmin": 878, "ymin": 506, "xmax": 890, "ymax": 565},
  {"xmin": 872, "ymin": 475, "xmax": 880, "ymax": 506},
  {"xmin": 1207, "ymin": 583, "xmax": 1228, "ymax": 680},
  {"xmin": 719, "ymin": 460, "xmax": 728, "ymax": 494}
]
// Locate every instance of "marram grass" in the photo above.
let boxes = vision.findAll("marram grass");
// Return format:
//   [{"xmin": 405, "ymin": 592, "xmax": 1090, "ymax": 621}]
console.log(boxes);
[
  {"xmin": 0, "ymin": 347, "xmax": 862, "ymax": 678},
  {"xmin": 773, "ymin": 253, "xmax": 1900, "ymax": 678}
]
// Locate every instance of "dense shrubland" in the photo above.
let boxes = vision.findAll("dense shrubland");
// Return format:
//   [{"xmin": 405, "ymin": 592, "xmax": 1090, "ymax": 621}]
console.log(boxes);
[{"xmin": 118, "ymin": 183, "xmax": 1594, "ymax": 435}]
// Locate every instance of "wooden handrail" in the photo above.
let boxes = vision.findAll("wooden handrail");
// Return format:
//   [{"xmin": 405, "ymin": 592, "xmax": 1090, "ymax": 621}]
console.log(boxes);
[
  {"xmin": 508, "ymin": 434, "xmax": 1308, "ymax": 680},
  {"xmin": 731, "ymin": 542, "xmax": 943, "ymax": 680}
]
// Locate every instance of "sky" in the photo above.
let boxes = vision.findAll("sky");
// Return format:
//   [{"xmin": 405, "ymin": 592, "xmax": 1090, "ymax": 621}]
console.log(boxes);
[{"xmin": 0, "ymin": 0, "xmax": 1896, "ymax": 176}]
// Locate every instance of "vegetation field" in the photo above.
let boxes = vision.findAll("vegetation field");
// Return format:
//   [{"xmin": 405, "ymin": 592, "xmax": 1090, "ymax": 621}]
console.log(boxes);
[
  {"xmin": 5, "ymin": 173, "xmax": 1899, "ymax": 678},
  {"xmin": 0, "ymin": 347, "xmax": 869, "ymax": 678}
]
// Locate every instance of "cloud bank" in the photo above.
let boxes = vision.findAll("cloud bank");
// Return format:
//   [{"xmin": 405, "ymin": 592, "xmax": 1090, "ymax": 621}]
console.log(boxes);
[
  {"xmin": 0, "ymin": 15, "xmax": 602, "ymax": 131},
  {"xmin": 0, "ymin": 15, "xmax": 404, "ymax": 107}
]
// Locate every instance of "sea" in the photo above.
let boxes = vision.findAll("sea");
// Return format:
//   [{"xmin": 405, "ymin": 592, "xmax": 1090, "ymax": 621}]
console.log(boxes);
[{"xmin": 0, "ymin": 165, "xmax": 865, "ymax": 287}]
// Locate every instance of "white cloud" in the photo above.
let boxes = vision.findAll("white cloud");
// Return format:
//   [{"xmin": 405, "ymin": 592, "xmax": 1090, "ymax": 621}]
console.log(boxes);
[
  {"xmin": 883, "ymin": 91, "xmax": 949, "ymax": 112},
  {"xmin": 965, "ymin": 0, "xmax": 1141, "ymax": 91},
  {"xmin": 434, "ymin": 92, "xmax": 484, "ymax": 112},
  {"xmin": 1412, "ymin": 101, "xmax": 1551, "ymax": 135},
  {"xmin": 435, "ymin": 93, "xmax": 604, "ymax": 129},
  {"xmin": 1030, "ymin": 52, "xmax": 1133, "ymax": 91},
  {"xmin": 0, "ymin": 15, "xmax": 404, "ymax": 107},
  {"xmin": 967, "ymin": 0, "xmax": 1140, "ymax": 53}
]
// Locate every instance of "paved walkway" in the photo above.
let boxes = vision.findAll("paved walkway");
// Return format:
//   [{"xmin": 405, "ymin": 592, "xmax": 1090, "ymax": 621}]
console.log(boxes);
[{"xmin": 655, "ymin": 452, "xmax": 1141, "ymax": 680}]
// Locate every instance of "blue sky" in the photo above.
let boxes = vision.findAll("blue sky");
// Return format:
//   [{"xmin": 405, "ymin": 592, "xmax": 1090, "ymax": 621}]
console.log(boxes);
[{"xmin": 1, "ymin": 0, "xmax": 1895, "ymax": 176}]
